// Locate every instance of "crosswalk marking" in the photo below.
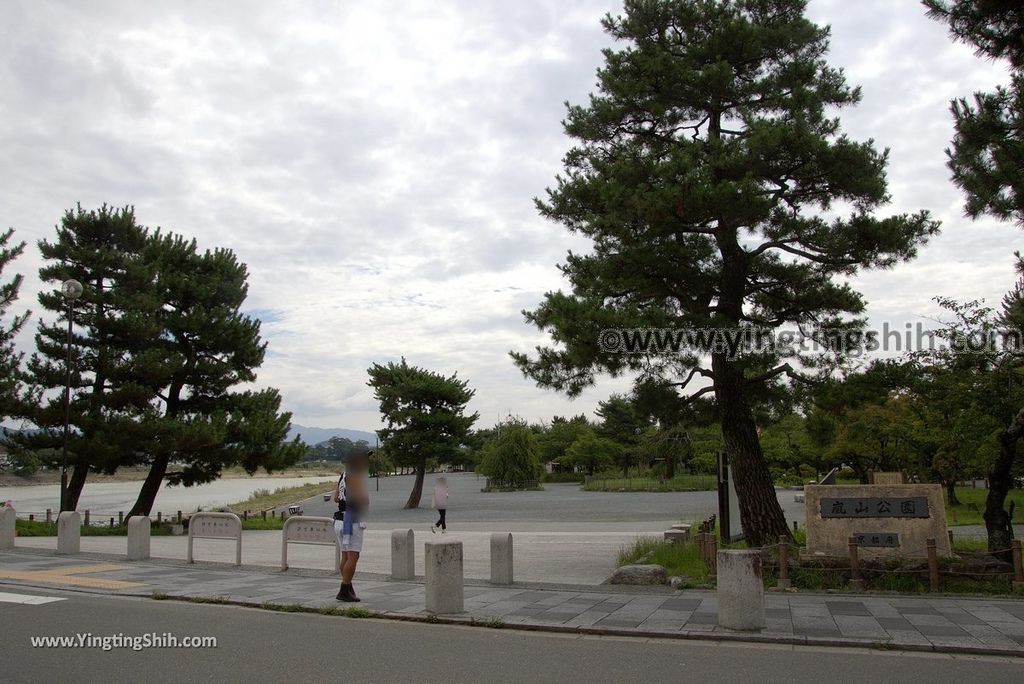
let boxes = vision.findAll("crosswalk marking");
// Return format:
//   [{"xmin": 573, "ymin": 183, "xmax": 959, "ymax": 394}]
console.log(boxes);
[{"xmin": 0, "ymin": 591, "xmax": 66, "ymax": 605}]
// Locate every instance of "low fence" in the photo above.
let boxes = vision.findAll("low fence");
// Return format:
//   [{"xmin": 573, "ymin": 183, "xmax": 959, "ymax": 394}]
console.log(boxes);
[{"xmin": 691, "ymin": 532, "xmax": 1024, "ymax": 593}]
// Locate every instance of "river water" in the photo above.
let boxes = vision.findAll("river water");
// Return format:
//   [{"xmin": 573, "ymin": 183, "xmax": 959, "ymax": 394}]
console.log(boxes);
[{"xmin": 0, "ymin": 475, "xmax": 338, "ymax": 516}]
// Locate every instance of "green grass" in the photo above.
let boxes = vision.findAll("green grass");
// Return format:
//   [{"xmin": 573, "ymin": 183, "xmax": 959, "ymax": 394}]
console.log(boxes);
[
  {"xmin": 617, "ymin": 537, "xmax": 710, "ymax": 587},
  {"xmin": 15, "ymin": 519, "xmax": 173, "ymax": 537},
  {"xmin": 621, "ymin": 526, "xmax": 1019, "ymax": 596},
  {"xmin": 227, "ymin": 481, "xmax": 336, "ymax": 514},
  {"xmin": 945, "ymin": 487, "xmax": 1024, "ymax": 526},
  {"xmin": 240, "ymin": 516, "xmax": 285, "ymax": 530},
  {"xmin": 585, "ymin": 474, "xmax": 717, "ymax": 492}
]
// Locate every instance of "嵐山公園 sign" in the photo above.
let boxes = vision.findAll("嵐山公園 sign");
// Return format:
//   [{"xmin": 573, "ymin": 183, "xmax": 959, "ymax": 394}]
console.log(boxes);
[{"xmin": 819, "ymin": 497, "xmax": 929, "ymax": 519}]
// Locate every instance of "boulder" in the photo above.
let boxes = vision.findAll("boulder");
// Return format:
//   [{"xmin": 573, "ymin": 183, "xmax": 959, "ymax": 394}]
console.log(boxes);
[
  {"xmin": 669, "ymin": 575, "xmax": 689, "ymax": 590},
  {"xmin": 610, "ymin": 564, "xmax": 668, "ymax": 585}
]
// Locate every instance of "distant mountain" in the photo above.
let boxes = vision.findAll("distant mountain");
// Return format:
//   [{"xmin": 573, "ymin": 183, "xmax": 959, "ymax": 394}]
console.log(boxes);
[{"xmin": 288, "ymin": 424, "xmax": 378, "ymax": 446}]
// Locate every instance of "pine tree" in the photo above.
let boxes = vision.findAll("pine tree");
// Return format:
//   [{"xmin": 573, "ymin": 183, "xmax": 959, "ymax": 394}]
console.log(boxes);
[
  {"xmin": 20, "ymin": 205, "xmax": 151, "ymax": 510},
  {"xmin": 514, "ymin": 0, "xmax": 938, "ymax": 545},
  {"xmin": 368, "ymin": 358, "xmax": 478, "ymax": 508},
  {"xmin": 0, "ymin": 228, "xmax": 28, "ymax": 423},
  {"xmin": 927, "ymin": 0, "xmax": 1024, "ymax": 556},
  {"xmin": 125, "ymin": 232, "xmax": 303, "ymax": 517}
]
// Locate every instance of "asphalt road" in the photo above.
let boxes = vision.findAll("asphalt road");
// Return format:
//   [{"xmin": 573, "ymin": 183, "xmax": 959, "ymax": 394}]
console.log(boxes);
[
  {"xmin": 293, "ymin": 472, "xmax": 808, "ymax": 526},
  {"xmin": 2, "ymin": 588, "xmax": 1020, "ymax": 684}
]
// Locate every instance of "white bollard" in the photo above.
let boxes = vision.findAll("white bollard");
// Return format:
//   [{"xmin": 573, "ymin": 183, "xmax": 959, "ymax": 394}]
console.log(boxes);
[
  {"xmin": 490, "ymin": 532, "xmax": 513, "ymax": 585},
  {"xmin": 0, "ymin": 505, "xmax": 15, "ymax": 549},
  {"xmin": 127, "ymin": 516, "xmax": 151, "ymax": 560},
  {"xmin": 391, "ymin": 529, "xmax": 415, "ymax": 580},
  {"xmin": 57, "ymin": 511, "xmax": 81, "ymax": 554},
  {"xmin": 717, "ymin": 550, "xmax": 765, "ymax": 631},
  {"xmin": 425, "ymin": 540, "xmax": 464, "ymax": 614}
]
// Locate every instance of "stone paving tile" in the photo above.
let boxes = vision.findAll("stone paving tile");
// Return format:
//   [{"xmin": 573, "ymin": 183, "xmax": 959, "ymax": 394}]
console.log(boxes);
[
  {"xmin": 644, "ymin": 609, "xmax": 693, "ymax": 623},
  {"xmin": 916, "ymin": 624, "xmax": 969, "ymax": 638},
  {"xmin": 886, "ymin": 629, "xmax": 932, "ymax": 646},
  {"xmin": 1000, "ymin": 604, "xmax": 1024, "ymax": 619},
  {"xmin": 763, "ymin": 619, "xmax": 794, "ymax": 635},
  {"xmin": 903, "ymin": 613, "xmax": 957, "ymax": 627},
  {"xmin": 925, "ymin": 635, "xmax": 986, "ymax": 650},
  {"xmin": 960, "ymin": 623, "xmax": 1022, "ymax": 648},
  {"xmin": 896, "ymin": 605, "xmax": 940, "ymax": 615},
  {"xmin": 6, "ymin": 550, "xmax": 1024, "ymax": 654},
  {"xmin": 826, "ymin": 601, "xmax": 871, "ymax": 616},
  {"xmin": 661, "ymin": 598, "xmax": 702, "ymax": 611},
  {"xmin": 991, "ymin": 621, "xmax": 1024, "ymax": 636},
  {"xmin": 793, "ymin": 626, "xmax": 842, "ymax": 637},
  {"xmin": 564, "ymin": 610, "xmax": 612, "ymax": 628},
  {"xmin": 876, "ymin": 617, "xmax": 914, "ymax": 631},
  {"xmin": 833, "ymin": 615, "xmax": 888, "ymax": 638},
  {"xmin": 685, "ymin": 613, "xmax": 718, "ymax": 625},
  {"xmin": 790, "ymin": 603, "xmax": 831, "ymax": 618},
  {"xmin": 594, "ymin": 617, "xmax": 643, "ymax": 628}
]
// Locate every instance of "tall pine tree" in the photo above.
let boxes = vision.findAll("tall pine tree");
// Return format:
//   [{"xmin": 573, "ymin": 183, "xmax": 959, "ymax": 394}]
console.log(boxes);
[
  {"xmin": 125, "ymin": 232, "xmax": 303, "ymax": 517},
  {"xmin": 20, "ymin": 206, "xmax": 151, "ymax": 510},
  {"xmin": 0, "ymin": 229, "xmax": 28, "ymax": 424},
  {"xmin": 514, "ymin": 0, "xmax": 938, "ymax": 544},
  {"xmin": 927, "ymin": 0, "xmax": 1024, "ymax": 555}
]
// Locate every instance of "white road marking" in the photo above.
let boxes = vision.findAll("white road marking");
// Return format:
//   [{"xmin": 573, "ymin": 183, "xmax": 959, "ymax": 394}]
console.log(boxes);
[{"xmin": 0, "ymin": 591, "xmax": 66, "ymax": 605}]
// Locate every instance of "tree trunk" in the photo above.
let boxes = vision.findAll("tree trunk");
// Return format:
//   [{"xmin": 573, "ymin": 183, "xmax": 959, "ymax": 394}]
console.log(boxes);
[
  {"xmin": 127, "ymin": 453, "xmax": 170, "ymax": 518},
  {"xmin": 986, "ymin": 408, "xmax": 1023, "ymax": 561},
  {"xmin": 63, "ymin": 462, "xmax": 89, "ymax": 511},
  {"xmin": 712, "ymin": 352, "xmax": 791, "ymax": 547},
  {"xmin": 404, "ymin": 458, "xmax": 426, "ymax": 509},
  {"xmin": 946, "ymin": 480, "xmax": 961, "ymax": 507},
  {"xmin": 665, "ymin": 452, "xmax": 676, "ymax": 479}
]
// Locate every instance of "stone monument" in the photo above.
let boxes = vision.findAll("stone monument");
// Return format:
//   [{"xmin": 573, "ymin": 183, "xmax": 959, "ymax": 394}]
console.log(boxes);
[{"xmin": 804, "ymin": 483, "xmax": 950, "ymax": 559}]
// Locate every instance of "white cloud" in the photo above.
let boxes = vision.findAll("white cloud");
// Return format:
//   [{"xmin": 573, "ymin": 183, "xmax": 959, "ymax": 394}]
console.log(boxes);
[{"xmin": 0, "ymin": 0, "xmax": 1017, "ymax": 432}]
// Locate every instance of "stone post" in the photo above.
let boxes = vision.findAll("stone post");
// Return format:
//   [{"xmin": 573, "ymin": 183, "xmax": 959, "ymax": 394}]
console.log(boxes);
[
  {"xmin": 847, "ymin": 536, "xmax": 863, "ymax": 591},
  {"xmin": 425, "ymin": 540, "xmax": 464, "ymax": 615},
  {"xmin": 717, "ymin": 550, "xmax": 765, "ymax": 631},
  {"xmin": 777, "ymin": 540, "xmax": 791, "ymax": 590},
  {"xmin": 0, "ymin": 505, "xmax": 15, "ymax": 549},
  {"xmin": 926, "ymin": 538, "xmax": 940, "ymax": 592},
  {"xmin": 57, "ymin": 511, "xmax": 81, "ymax": 554},
  {"xmin": 391, "ymin": 529, "xmax": 415, "ymax": 580},
  {"xmin": 127, "ymin": 516, "xmax": 151, "ymax": 560},
  {"xmin": 1012, "ymin": 539, "xmax": 1023, "ymax": 592},
  {"xmin": 490, "ymin": 532, "xmax": 513, "ymax": 585}
]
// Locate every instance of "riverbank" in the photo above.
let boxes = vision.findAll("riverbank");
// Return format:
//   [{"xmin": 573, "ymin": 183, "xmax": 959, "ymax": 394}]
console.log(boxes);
[{"xmin": 0, "ymin": 464, "xmax": 338, "ymax": 487}]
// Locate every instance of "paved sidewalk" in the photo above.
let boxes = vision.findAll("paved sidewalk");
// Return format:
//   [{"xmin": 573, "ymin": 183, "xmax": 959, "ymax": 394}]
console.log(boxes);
[{"xmin": 2, "ymin": 548, "xmax": 1024, "ymax": 657}]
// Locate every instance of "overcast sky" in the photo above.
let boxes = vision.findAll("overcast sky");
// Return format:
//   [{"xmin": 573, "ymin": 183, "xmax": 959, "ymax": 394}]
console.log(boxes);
[{"xmin": 0, "ymin": 0, "xmax": 1015, "ymax": 433}]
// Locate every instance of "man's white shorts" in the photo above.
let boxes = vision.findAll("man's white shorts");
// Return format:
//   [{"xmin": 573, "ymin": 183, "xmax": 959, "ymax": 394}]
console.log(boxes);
[{"xmin": 334, "ymin": 518, "xmax": 363, "ymax": 553}]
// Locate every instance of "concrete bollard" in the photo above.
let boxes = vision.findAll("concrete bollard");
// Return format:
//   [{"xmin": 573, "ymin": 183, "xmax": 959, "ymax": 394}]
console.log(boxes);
[
  {"xmin": 0, "ymin": 505, "xmax": 15, "ymax": 549},
  {"xmin": 425, "ymin": 540, "xmax": 464, "ymax": 614},
  {"xmin": 127, "ymin": 516, "xmax": 151, "ymax": 560},
  {"xmin": 490, "ymin": 532, "xmax": 513, "ymax": 585},
  {"xmin": 391, "ymin": 529, "xmax": 415, "ymax": 580},
  {"xmin": 717, "ymin": 550, "xmax": 765, "ymax": 631},
  {"xmin": 57, "ymin": 511, "xmax": 81, "ymax": 554}
]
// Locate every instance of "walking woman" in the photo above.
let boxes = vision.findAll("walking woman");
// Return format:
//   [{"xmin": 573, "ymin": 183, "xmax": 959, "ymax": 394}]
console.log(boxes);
[{"xmin": 430, "ymin": 475, "xmax": 448, "ymax": 534}]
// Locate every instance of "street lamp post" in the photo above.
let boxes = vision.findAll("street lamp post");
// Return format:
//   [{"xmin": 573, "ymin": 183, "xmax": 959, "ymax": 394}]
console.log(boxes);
[{"xmin": 59, "ymin": 278, "xmax": 83, "ymax": 512}]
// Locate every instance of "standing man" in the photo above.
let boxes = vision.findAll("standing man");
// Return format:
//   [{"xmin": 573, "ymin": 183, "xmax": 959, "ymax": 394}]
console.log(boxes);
[{"xmin": 334, "ymin": 450, "xmax": 370, "ymax": 602}]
